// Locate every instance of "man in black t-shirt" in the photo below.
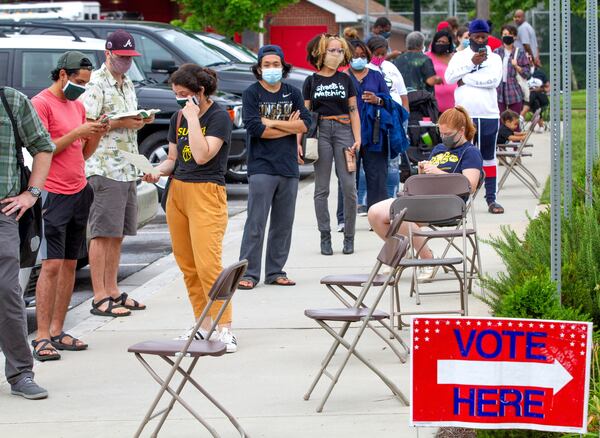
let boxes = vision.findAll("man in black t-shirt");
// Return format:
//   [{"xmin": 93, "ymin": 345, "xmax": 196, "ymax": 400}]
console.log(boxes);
[
  {"xmin": 394, "ymin": 31, "xmax": 441, "ymax": 94},
  {"xmin": 238, "ymin": 45, "xmax": 311, "ymax": 290}
]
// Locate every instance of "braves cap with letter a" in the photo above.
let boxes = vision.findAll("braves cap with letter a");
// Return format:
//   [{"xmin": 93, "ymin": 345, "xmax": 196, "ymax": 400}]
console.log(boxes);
[
  {"xmin": 105, "ymin": 29, "xmax": 141, "ymax": 56},
  {"xmin": 257, "ymin": 45, "xmax": 285, "ymax": 63}
]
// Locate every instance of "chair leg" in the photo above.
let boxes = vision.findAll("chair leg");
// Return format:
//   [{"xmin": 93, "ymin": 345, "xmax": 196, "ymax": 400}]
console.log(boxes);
[{"xmin": 446, "ymin": 265, "xmax": 467, "ymax": 316}]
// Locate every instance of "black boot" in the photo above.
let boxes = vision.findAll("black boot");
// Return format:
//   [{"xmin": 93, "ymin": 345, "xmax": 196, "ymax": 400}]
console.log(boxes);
[
  {"xmin": 342, "ymin": 236, "xmax": 354, "ymax": 254},
  {"xmin": 320, "ymin": 231, "xmax": 333, "ymax": 255}
]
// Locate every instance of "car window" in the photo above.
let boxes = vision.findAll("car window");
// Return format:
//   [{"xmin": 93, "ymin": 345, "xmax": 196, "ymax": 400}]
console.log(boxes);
[
  {"xmin": 0, "ymin": 51, "xmax": 9, "ymax": 85},
  {"xmin": 128, "ymin": 31, "xmax": 178, "ymax": 73},
  {"xmin": 22, "ymin": 50, "xmax": 99, "ymax": 88},
  {"xmin": 156, "ymin": 29, "xmax": 230, "ymax": 67}
]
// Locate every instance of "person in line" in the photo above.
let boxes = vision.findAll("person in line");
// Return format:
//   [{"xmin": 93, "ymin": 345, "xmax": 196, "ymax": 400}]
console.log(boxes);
[
  {"xmin": 0, "ymin": 86, "xmax": 53, "ymax": 399},
  {"xmin": 514, "ymin": 9, "xmax": 541, "ymax": 67},
  {"xmin": 394, "ymin": 31, "xmax": 442, "ymax": 94},
  {"xmin": 368, "ymin": 106, "xmax": 483, "ymax": 278},
  {"xmin": 143, "ymin": 64, "xmax": 238, "ymax": 351},
  {"xmin": 494, "ymin": 24, "xmax": 531, "ymax": 114},
  {"xmin": 81, "ymin": 30, "xmax": 153, "ymax": 317},
  {"xmin": 343, "ymin": 26, "xmax": 360, "ymax": 41},
  {"xmin": 445, "ymin": 19, "xmax": 504, "ymax": 214},
  {"xmin": 497, "ymin": 109, "xmax": 527, "ymax": 144},
  {"xmin": 304, "ymin": 34, "xmax": 360, "ymax": 255},
  {"xmin": 521, "ymin": 66, "xmax": 550, "ymax": 131},
  {"xmin": 426, "ymin": 29, "xmax": 457, "ymax": 113},
  {"xmin": 366, "ymin": 17, "xmax": 401, "ymax": 60},
  {"xmin": 237, "ymin": 45, "xmax": 310, "ymax": 288},
  {"xmin": 31, "ymin": 52, "xmax": 108, "ymax": 360},
  {"xmin": 456, "ymin": 26, "xmax": 470, "ymax": 51},
  {"xmin": 486, "ymin": 21, "xmax": 503, "ymax": 51}
]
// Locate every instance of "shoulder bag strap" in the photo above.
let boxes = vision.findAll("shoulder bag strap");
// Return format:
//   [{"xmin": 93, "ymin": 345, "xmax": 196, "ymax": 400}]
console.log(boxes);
[
  {"xmin": 0, "ymin": 88, "xmax": 25, "ymax": 166},
  {"xmin": 309, "ymin": 73, "xmax": 316, "ymax": 111}
]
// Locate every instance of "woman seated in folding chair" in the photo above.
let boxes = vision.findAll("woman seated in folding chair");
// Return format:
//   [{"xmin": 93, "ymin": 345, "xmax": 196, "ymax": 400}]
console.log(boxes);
[{"xmin": 368, "ymin": 105, "xmax": 483, "ymax": 279}]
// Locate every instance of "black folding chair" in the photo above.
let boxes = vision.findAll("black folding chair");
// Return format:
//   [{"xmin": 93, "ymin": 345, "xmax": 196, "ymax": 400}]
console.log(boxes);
[
  {"xmin": 128, "ymin": 260, "xmax": 249, "ymax": 438},
  {"xmin": 304, "ymin": 235, "xmax": 410, "ymax": 413}
]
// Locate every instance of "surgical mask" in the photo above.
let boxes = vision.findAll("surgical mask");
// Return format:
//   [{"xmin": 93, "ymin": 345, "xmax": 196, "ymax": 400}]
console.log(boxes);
[
  {"xmin": 469, "ymin": 39, "xmax": 488, "ymax": 52},
  {"xmin": 176, "ymin": 96, "xmax": 199, "ymax": 108},
  {"xmin": 350, "ymin": 57, "xmax": 368, "ymax": 71},
  {"xmin": 371, "ymin": 56, "xmax": 385, "ymax": 67},
  {"xmin": 502, "ymin": 35, "xmax": 515, "ymax": 45},
  {"xmin": 323, "ymin": 53, "xmax": 343, "ymax": 70},
  {"xmin": 262, "ymin": 67, "xmax": 283, "ymax": 85},
  {"xmin": 380, "ymin": 31, "xmax": 391, "ymax": 39},
  {"xmin": 62, "ymin": 80, "xmax": 86, "ymax": 101},
  {"xmin": 433, "ymin": 43, "xmax": 451, "ymax": 55},
  {"xmin": 109, "ymin": 54, "xmax": 132, "ymax": 75},
  {"xmin": 441, "ymin": 132, "xmax": 461, "ymax": 149},
  {"xmin": 461, "ymin": 39, "xmax": 470, "ymax": 49}
]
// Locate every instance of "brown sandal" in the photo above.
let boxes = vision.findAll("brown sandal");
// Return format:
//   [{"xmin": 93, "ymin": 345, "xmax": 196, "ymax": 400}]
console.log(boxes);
[
  {"xmin": 238, "ymin": 279, "xmax": 256, "ymax": 290},
  {"xmin": 266, "ymin": 277, "xmax": 296, "ymax": 286}
]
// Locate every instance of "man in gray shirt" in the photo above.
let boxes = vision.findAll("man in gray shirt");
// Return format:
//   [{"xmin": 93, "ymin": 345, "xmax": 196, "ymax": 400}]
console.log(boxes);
[{"xmin": 514, "ymin": 9, "xmax": 540, "ymax": 66}]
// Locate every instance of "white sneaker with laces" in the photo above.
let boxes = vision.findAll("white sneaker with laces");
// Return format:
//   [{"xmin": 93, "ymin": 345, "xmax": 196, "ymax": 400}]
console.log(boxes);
[
  {"xmin": 217, "ymin": 328, "xmax": 238, "ymax": 353},
  {"xmin": 174, "ymin": 326, "xmax": 207, "ymax": 341}
]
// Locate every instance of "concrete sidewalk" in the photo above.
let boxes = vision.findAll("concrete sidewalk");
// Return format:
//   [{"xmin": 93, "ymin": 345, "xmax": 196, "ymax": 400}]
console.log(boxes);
[{"xmin": 0, "ymin": 132, "xmax": 550, "ymax": 438}]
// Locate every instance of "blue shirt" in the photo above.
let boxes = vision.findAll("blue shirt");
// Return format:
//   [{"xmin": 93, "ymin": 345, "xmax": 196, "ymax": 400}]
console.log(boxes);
[
  {"xmin": 428, "ymin": 141, "xmax": 483, "ymax": 174},
  {"xmin": 347, "ymin": 69, "xmax": 389, "ymax": 114}
]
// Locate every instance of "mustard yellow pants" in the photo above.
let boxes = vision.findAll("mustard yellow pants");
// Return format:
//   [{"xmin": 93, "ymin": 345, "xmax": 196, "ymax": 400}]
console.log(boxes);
[{"xmin": 166, "ymin": 179, "xmax": 231, "ymax": 323}]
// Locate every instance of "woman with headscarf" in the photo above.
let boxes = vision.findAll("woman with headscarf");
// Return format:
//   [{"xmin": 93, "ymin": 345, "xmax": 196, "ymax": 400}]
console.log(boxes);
[{"xmin": 426, "ymin": 30, "xmax": 457, "ymax": 113}]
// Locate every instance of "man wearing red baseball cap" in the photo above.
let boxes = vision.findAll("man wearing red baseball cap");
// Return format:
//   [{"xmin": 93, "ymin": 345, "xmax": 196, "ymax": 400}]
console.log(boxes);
[{"xmin": 80, "ymin": 30, "xmax": 152, "ymax": 317}]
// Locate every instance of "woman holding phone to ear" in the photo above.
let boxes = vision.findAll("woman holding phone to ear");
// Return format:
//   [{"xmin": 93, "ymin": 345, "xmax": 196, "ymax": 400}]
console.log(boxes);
[{"xmin": 142, "ymin": 64, "xmax": 238, "ymax": 353}]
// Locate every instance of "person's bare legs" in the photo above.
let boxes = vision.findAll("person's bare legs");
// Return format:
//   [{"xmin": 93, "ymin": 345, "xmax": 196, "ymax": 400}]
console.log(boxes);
[
  {"xmin": 34, "ymin": 260, "xmax": 62, "ymax": 356},
  {"xmin": 89, "ymin": 237, "xmax": 128, "ymax": 315},
  {"xmin": 367, "ymin": 200, "xmax": 432, "ymax": 259},
  {"xmin": 48, "ymin": 259, "xmax": 85, "ymax": 347}
]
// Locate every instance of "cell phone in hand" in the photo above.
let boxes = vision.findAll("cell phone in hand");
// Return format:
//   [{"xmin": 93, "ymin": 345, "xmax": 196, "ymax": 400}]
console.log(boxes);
[
  {"xmin": 190, "ymin": 96, "xmax": 199, "ymax": 105},
  {"xmin": 100, "ymin": 115, "xmax": 109, "ymax": 125},
  {"xmin": 478, "ymin": 47, "xmax": 487, "ymax": 55}
]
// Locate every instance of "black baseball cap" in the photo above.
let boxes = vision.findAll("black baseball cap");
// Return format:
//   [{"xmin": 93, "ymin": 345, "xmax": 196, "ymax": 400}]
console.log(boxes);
[
  {"xmin": 56, "ymin": 51, "xmax": 93, "ymax": 70},
  {"xmin": 105, "ymin": 29, "xmax": 141, "ymax": 56},
  {"xmin": 257, "ymin": 45, "xmax": 285, "ymax": 63}
]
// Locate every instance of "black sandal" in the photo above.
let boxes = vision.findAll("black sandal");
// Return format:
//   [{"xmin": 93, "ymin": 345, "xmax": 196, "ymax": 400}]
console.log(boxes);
[
  {"xmin": 90, "ymin": 297, "xmax": 131, "ymax": 317},
  {"xmin": 488, "ymin": 202, "xmax": 505, "ymax": 214},
  {"xmin": 50, "ymin": 331, "xmax": 88, "ymax": 351},
  {"xmin": 31, "ymin": 339, "xmax": 61, "ymax": 362},
  {"xmin": 112, "ymin": 292, "xmax": 146, "ymax": 311}
]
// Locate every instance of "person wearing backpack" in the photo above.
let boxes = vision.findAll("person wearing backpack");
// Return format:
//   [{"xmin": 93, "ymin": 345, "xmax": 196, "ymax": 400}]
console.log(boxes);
[{"xmin": 0, "ymin": 86, "xmax": 53, "ymax": 399}]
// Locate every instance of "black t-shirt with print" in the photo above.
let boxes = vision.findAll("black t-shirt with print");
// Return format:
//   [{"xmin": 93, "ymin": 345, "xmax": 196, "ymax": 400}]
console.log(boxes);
[
  {"xmin": 302, "ymin": 71, "xmax": 357, "ymax": 116},
  {"xmin": 167, "ymin": 103, "xmax": 232, "ymax": 186}
]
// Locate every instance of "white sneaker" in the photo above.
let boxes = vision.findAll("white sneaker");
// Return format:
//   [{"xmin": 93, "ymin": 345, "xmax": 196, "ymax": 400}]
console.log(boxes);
[
  {"xmin": 417, "ymin": 266, "xmax": 435, "ymax": 282},
  {"xmin": 217, "ymin": 328, "xmax": 238, "ymax": 353},
  {"xmin": 337, "ymin": 223, "xmax": 345, "ymax": 233},
  {"xmin": 534, "ymin": 124, "xmax": 545, "ymax": 133},
  {"xmin": 174, "ymin": 326, "xmax": 207, "ymax": 341}
]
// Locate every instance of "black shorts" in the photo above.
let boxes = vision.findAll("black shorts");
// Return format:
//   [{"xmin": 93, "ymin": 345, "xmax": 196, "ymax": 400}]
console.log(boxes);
[{"xmin": 40, "ymin": 184, "xmax": 94, "ymax": 260}]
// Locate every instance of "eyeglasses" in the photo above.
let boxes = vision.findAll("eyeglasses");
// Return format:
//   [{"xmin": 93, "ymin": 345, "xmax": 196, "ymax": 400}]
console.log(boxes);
[{"xmin": 327, "ymin": 48, "xmax": 345, "ymax": 55}]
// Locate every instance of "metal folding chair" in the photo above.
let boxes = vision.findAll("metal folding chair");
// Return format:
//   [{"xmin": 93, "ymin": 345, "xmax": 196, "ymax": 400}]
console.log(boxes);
[
  {"xmin": 304, "ymin": 235, "xmax": 411, "ymax": 413},
  {"xmin": 390, "ymin": 195, "xmax": 469, "ymax": 328},
  {"xmin": 319, "ymin": 209, "xmax": 409, "ymax": 353},
  {"xmin": 128, "ymin": 260, "xmax": 249, "ymax": 438},
  {"xmin": 401, "ymin": 173, "xmax": 483, "ymax": 294},
  {"xmin": 496, "ymin": 109, "xmax": 541, "ymax": 197}
]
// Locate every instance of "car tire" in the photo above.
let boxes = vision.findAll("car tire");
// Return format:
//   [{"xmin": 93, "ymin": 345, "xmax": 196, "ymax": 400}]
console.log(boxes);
[
  {"xmin": 139, "ymin": 130, "xmax": 170, "ymax": 199},
  {"xmin": 225, "ymin": 163, "xmax": 248, "ymax": 184}
]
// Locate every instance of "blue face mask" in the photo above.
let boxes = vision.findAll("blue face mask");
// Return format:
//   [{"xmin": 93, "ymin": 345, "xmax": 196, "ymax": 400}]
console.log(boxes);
[
  {"xmin": 462, "ymin": 39, "xmax": 470, "ymax": 49},
  {"xmin": 350, "ymin": 57, "xmax": 368, "ymax": 71},
  {"xmin": 380, "ymin": 31, "xmax": 392, "ymax": 39},
  {"xmin": 262, "ymin": 67, "xmax": 283, "ymax": 85}
]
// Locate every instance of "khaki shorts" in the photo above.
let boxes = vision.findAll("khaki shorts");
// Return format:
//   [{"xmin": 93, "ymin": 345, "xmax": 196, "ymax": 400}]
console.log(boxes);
[{"xmin": 88, "ymin": 175, "xmax": 137, "ymax": 239}]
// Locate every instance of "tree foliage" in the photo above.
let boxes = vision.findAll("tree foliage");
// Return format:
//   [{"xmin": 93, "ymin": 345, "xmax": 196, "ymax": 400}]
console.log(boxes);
[
  {"xmin": 172, "ymin": 0, "xmax": 298, "ymax": 37},
  {"xmin": 489, "ymin": 0, "xmax": 588, "ymax": 30}
]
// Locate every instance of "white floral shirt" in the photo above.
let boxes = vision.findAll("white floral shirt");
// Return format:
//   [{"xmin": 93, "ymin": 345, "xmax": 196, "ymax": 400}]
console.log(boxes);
[{"xmin": 80, "ymin": 64, "xmax": 138, "ymax": 181}]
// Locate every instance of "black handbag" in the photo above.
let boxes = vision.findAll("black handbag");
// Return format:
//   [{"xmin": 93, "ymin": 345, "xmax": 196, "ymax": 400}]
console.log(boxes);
[
  {"xmin": 0, "ymin": 88, "xmax": 43, "ymax": 268},
  {"xmin": 161, "ymin": 110, "xmax": 183, "ymax": 212}
]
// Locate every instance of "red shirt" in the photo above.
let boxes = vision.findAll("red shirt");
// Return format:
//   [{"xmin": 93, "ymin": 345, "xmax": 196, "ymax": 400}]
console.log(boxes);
[
  {"xmin": 32, "ymin": 88, "xmax": 87, "ymax": 195},
  {"xmin": 488, "ymin": 35, "xmax": 502, "ymax": 52}
]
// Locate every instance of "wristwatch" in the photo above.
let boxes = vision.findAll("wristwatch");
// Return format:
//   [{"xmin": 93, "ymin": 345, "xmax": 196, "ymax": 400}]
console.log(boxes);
[{"xmin": 27, "ymin": 186, "xmax": 42, "ymax": 198}]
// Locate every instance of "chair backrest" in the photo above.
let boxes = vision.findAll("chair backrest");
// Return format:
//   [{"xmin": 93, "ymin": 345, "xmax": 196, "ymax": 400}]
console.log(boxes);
[
  {"xmin": 208, "ymin": 260, "xmax": 248, "ymax": 301},
  {"xmin": 403, "ymin": 173, "xmax": 471, "ymax": 198},
  {"xmin": 391, "ymin": 195, "xmax": 466, "ymax": 224},
  {"xmin": 377, "ymin": 234, "xmax": 410, "ymax": 268},
  {"xmin": 386, "ymin": 207, "xmax": 407, "ymax": 238}
]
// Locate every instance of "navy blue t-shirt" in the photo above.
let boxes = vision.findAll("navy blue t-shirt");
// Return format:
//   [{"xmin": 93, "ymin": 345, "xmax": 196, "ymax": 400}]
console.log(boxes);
[
  {"xmin": 242, "ymin": 82, "xmax": 311, "ymax": 178},
  {"xmin": 428, "ymin": 141, "xmax": 483, "ymax": 174}
]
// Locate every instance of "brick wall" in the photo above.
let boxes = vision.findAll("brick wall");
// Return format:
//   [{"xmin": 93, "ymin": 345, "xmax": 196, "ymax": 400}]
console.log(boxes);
[{"xmin": 267, "ymin": 0, "xmax": 338, "ymax": 42}]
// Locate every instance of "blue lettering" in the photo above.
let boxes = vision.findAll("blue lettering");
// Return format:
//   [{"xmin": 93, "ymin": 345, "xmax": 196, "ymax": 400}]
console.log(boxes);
[
  {"xmin": 523, "ymin": 389, "xmax": 545, "ymax": 418},
  {"xmin": 499, "ymin": 388, "xmax": 523, "ymax": 417},
  {"xmin": 475, "ymin": 330, "xmax": 502, "ymax": 358},
  {"xmin": 453, "ymin": 387, "xmax": 475, "ymax": 416},
  {"xmin": 501, "ymin": 330, "xmax": 525, "ymax": 359},
  {"xmin": 526, "ymin": 332, "xmax": 547, "ymax": 360},
  {"xmin": 454, "ymin": 329, "xmax": 476, "ymax": 357},
  {"xmin": 477, "ymin": 388, "xmax": 498, "ymax": 417}
]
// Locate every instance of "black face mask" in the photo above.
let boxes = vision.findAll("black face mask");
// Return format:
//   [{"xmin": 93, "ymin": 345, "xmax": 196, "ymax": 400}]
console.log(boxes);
[
  {"xmin": 502, "ymin": 35, "xmax": 515, "ymax": 45},
  {"xmin": 469, "ymin": 39, "xmax": 488, "ymax": 52},
  {"xmin": 433, "ymin": 43, "xmax": 451, "ymax": 54}
]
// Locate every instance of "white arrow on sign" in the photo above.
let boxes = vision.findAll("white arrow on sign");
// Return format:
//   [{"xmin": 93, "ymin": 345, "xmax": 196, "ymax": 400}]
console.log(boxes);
[{"xmin": 437, "ymin": 359, "xmax": 573, "ymax": 394}]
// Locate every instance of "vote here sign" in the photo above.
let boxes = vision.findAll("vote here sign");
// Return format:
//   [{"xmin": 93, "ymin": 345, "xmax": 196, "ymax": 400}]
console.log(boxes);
[{"xmin": 410, "ymin": 317, "xmax": 593, "ymax": 433}]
